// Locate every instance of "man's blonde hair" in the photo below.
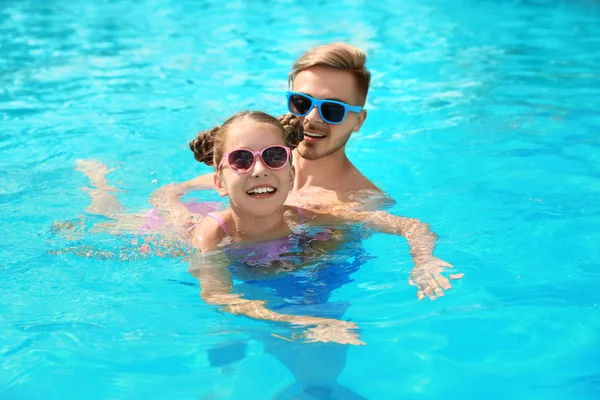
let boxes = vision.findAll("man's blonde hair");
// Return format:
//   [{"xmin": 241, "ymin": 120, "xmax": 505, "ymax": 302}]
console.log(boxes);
[{"xmin": 288, "ymin": 43, "xmax": 371, "ymax": 105}]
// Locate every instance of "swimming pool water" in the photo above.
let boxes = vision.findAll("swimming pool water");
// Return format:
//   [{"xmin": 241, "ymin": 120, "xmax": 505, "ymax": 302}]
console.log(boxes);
[{"xmin": 1, "ymin": 0, "xmax": 600, "ymax": 399}]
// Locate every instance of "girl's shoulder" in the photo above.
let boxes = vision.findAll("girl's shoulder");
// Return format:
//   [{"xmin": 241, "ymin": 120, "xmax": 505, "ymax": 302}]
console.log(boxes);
[
  {"xmin": 192, "ymin": 212, "xmax": 228, "ymax": 251},
  {"xmin": 283, "ymin": 205, "xmax": 313, "ymax": 225}
]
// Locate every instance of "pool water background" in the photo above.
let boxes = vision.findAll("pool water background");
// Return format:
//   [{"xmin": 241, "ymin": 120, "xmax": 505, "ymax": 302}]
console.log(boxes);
[{"xmin": 1, "ymin": 0, "xmax": 600, "ymax": 399}]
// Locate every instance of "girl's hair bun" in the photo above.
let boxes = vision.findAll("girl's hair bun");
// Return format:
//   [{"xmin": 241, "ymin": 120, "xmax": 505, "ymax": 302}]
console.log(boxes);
[
  {"xmin": 189, "ymin": 126, "xmax": 219, "ymax": 166},
  {"xmin": 278, "ymin": 113, "xmax": 304, "ymax": 149}
]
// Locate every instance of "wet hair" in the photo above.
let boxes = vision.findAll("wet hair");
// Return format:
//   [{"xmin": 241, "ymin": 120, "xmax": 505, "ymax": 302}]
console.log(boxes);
[
  {"xmin": 189, "ymin": 111, "xmax": 304, "ymax": 169},
  {"xmin": 288, "ymin": 42, "xmax": 371, "ymax": 105}
]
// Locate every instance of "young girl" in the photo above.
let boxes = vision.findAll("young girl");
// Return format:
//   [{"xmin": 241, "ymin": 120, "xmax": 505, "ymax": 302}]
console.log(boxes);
[{"xmin": 183, "ymin": 111, "xmax": 461, "ymax": 345}]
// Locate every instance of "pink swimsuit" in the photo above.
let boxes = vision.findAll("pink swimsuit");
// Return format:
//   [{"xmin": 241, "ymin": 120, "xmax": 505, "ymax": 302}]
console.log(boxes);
[
  {"xmin": 205, "ymin": 207, "xmax": 305, "ymax": 237},
  {"xmin": 206, "ymin": 207, "xmax": 306, "ymax": 267}
]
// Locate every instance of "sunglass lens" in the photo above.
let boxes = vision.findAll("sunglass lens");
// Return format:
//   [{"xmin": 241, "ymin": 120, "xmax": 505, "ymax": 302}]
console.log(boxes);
[
  {"xmin": 262, "ymin": 146, "xmax": 288, "ymax": 169},
  {"xmin": 321, "ymin": 102, "xmax": 346, "ymax": 123},
  {"xmin": 228, "ymin": 150, "xmax": 254, "ymax": 172},
  {"xmin": 289, "ymin": 94, "xmax": 313, "ymax": 115}
]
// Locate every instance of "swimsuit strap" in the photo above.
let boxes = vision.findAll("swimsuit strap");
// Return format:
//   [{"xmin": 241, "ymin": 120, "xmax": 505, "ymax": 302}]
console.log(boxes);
[
  {"xmin": 296, "ymin": 206, "xmax": 305, "ymax": 224},
  {"xmin": 206, "ymin": 212, "xmax": 230, "ymax": 237},
  {"xmin": 208, "ymin": 209, "xmax": 302, "ymax": 236}
]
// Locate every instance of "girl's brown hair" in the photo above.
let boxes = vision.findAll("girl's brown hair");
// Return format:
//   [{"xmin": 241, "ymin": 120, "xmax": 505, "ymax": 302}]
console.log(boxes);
[{"xmin": 189, "ymin": 111, "xmax": 303, "ymax": 169}]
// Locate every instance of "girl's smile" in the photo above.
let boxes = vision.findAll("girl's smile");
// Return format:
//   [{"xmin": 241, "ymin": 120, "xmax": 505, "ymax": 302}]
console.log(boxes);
[{"xmin": 246, "ymin": 184, "xmax": 277, "ymax": 198}]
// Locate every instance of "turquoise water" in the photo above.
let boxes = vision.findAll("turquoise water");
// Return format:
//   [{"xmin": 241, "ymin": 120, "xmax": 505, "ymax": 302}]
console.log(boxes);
[{"xmin": 2, "ymin": 0, "xmax": 600, "ymax": 398}]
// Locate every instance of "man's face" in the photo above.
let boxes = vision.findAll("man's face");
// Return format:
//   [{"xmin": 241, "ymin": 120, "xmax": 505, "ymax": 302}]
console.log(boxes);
[{"xmin": 291, "ymin": 66, "xmax": 367, "ymax": 161}]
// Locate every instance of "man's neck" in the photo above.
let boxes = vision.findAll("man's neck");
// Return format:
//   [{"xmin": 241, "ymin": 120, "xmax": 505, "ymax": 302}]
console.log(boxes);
[{"xmin": 293, "ymin": 149, "xmax": 351, "ymax": 192}]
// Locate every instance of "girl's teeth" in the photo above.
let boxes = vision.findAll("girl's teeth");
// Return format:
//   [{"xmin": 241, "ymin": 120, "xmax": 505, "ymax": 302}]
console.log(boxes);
[
  {"xmin": 306, "ymin": 133, "xmax": 325, "ymax": 138},
  {"xmin": 247, "ymin": 187, "xmax": 275, "ymax": 194}
]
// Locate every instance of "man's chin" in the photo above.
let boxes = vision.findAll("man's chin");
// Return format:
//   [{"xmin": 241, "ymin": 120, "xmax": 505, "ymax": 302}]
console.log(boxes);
[{"xmin": 297, "ymin": 144, "xmax": 326, "ymax": 161}]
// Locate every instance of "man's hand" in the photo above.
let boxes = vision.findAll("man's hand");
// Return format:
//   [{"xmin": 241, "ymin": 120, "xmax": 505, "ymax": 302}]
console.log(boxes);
[
  {"xmin": 297, "ymin": 319, "xmax": 364, "ymax": 346},
  {"xmin": 289, "ymin": 317, "xmax": 364, "ymax": 345},
  {"xmin": 409, "ymin": 256, "xmax": 464, "ymax": 300}
]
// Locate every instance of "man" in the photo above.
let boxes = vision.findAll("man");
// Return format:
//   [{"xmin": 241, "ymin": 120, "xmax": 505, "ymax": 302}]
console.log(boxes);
[
  {"xmin": 283, "ymin": 42, "xmax": 378, "ymax": 208},
  {"xmin": 153, "ymin": 42, "xmax": 459, "ymax": 300}
]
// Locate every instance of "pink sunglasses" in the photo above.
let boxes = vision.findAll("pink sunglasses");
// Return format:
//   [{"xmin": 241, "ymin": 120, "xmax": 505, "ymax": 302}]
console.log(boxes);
[{"xmin": 217, "ymin": 145, "xmax": 291, "ymax": 174}]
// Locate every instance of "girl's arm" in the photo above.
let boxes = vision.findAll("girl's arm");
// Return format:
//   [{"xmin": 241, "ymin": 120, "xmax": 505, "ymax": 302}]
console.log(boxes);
[
  {"xmin": 302, "ymin": 209, "xmax": 463, "ymax": 301},
  {"xmin": 149, "ymin": 174, "xmax": 215, "ymax": 227}
]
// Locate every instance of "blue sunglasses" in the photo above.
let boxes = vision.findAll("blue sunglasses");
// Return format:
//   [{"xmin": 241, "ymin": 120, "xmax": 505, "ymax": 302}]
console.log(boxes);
[{"xmin": 286, "ymin": 92, "xmax": 363, "ymax": 125}]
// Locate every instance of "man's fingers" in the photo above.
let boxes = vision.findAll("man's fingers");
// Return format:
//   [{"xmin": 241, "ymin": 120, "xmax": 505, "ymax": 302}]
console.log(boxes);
[
  {"xmin": 416, "ymin": 278, "xmax": 430, "ymax": 300},
  {"xmin": 434, "ymin": 273, "xmax": 452, "ymax": 290},
  {"xmin": 423, "ymin": 274, "xmax": 452, "ymax": 299},
  {"xmin": 414, "ymin": 268, "xmax": 463, "ymax": 300},
  {"xmin": 425, "ymin": 277, "xmax": 444, "ymax": 298},
  {"xmin": 416, "ymin": 274, "xmax": 440, "ymax": 300},
  {"xmin": 302, "ymin": 324, "xmax": 365, "ymax": 346},
  {"xmin": 422, "ymin": 284, "xmax": 436, "ymax": 300}
]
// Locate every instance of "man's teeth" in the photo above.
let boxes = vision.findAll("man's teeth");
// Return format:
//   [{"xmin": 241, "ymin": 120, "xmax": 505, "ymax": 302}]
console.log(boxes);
[
  {"xmin": 247, "ymin": 187, "xmax": 275, "ymax": 195},
  {"xmin": 305, "ymin": 132, "xmax": 325, "ymax": 138}
]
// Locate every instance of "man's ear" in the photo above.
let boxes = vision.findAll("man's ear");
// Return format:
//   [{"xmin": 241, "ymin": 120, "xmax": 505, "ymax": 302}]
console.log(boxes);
[
  {"xmin": 213, "ymin": 172, "xmax": 228, "ymax": 197},
  {"xmin": 353, "ymin": 109, "xmax": 367, "ymax": 132}
]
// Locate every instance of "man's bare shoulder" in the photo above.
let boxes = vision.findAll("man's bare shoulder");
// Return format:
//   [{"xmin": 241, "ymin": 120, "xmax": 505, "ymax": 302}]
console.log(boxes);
[
  {"xmin": 339, "ymin": 162, "xmax": 381, "ymax": 192},
  {"xmin": 345, "ymin": 170, "xmax": 379, "ymax": 192},
  {"xmin": 288, "ymin": 185, "xmax": 393, "ymax": 211},
  {"xmin": 343, "ymin": 189, "xmax": 395, "ymax": 210},
  {"xmin": 287, "ymin": 162, "xmax": 392, "ymax": 210}
]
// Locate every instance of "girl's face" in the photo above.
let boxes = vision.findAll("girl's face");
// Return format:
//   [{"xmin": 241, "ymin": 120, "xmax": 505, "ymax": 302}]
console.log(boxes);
[{"xmin": 214, "ymin": 119, "xmax": 294, "ymax": 217}]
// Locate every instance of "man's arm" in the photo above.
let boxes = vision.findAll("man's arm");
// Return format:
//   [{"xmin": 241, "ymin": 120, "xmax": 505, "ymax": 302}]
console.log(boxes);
[
  {"xmin": 189, "ymin": 253, "xmax": 363, "ymax": 345},
  {"xmin": 304, "ymin": 209, "xmax": 463, "ymax": 301},
  {"xmin": 391, "ymin": 217, "xmax": 464, "ymax": 300},
  {"xmin": 359, "ymin": 213, "xmax": 464, "ymax": 300}
]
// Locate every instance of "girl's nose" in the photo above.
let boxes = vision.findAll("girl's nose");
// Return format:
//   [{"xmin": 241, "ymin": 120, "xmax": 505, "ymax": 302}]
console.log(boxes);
[{"xmin": 251, "ymin": 157, "xmax": 269, "ymax": 177}]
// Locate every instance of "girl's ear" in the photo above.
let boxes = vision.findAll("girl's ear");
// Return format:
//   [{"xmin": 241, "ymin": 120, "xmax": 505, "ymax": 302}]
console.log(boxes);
[
  {"xmin": 289, "ymin": 165, "xmax": 296, "ymax": 190},
  {"xmin": 214, "ymin": 172, "xmax": 228, "ymax": 197}
]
